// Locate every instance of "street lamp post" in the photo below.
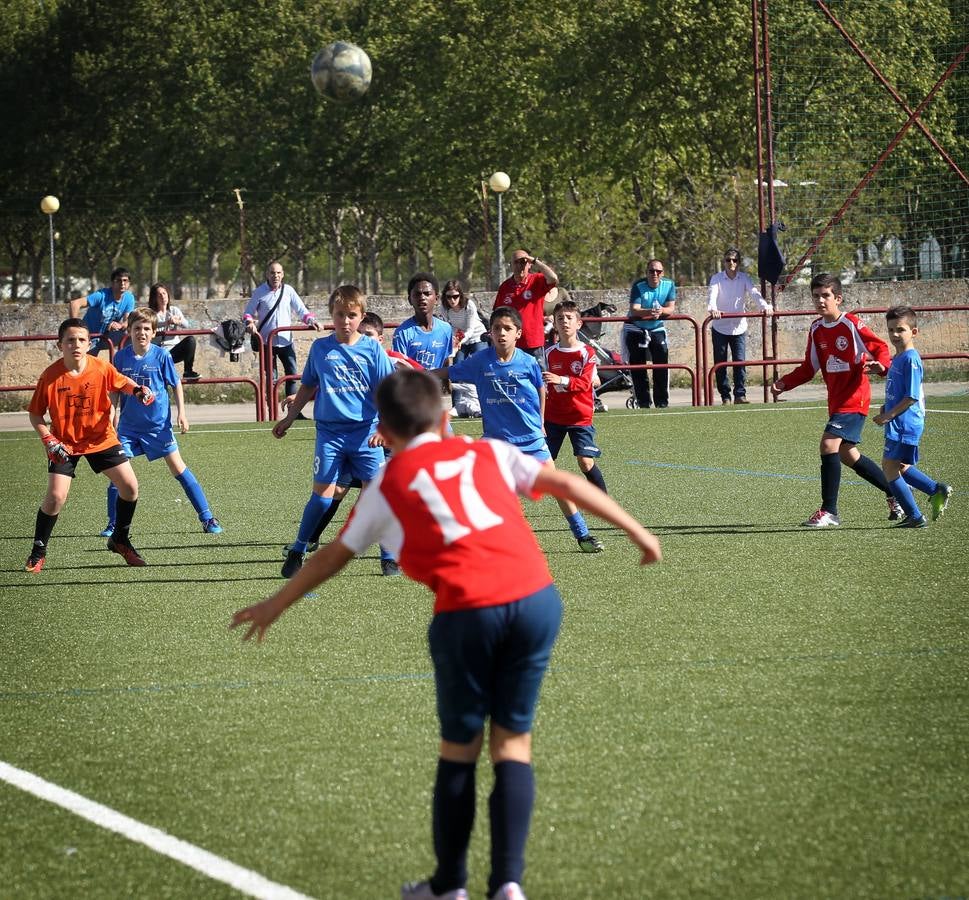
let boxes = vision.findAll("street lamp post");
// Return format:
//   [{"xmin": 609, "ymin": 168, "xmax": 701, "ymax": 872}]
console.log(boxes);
[
  {"xmin": 40, "ymin": 195, "xmax": 59, "ymax": 303},
  {"xmin": 488, "ymin": 171, "xmax": 510, "ymax": 282}
]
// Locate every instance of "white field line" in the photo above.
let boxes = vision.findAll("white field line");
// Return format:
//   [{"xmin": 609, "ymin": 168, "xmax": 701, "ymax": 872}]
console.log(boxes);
[{"xmin": 0, "ymin": 760, "xmax": 315, "ymax": 900}]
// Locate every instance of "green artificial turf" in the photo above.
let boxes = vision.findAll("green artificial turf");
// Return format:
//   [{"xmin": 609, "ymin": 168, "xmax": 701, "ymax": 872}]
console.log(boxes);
[{"xmin": 1, "ymin": 393, "xmax": 967, "ymax": 899}]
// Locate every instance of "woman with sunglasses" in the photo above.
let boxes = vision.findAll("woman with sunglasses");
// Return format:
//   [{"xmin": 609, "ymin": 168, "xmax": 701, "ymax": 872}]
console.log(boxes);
[{"xmin": 438, "ymin": 280, "xmax": 487, "ymax": 362}]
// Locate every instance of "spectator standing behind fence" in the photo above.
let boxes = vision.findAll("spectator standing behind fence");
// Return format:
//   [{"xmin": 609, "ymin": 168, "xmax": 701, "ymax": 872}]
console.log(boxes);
[
  {"xmin": 623, "ymin": 258, "xmax": 676, "ymax": 409},
  {"xmin": 494, "ymin": 250, "xmax": 559, "ymax": 359},
  {"xmin": 243, "ymin": 261, "xmax": 320, "ymax": 401},
  {"xmin": 707, "ymin": 249, "xmax": 773, "ymax": 405},
  {"xmin": 68, "ymin": 267, "xmax": 136, "ymax": 356},
  {"xmin": 437, "ymin": 280, "xmax": 487, "ymax": 362},
  {"xmin": 148, "ymin": 283, "xmax": 201, "ymax": 381}
]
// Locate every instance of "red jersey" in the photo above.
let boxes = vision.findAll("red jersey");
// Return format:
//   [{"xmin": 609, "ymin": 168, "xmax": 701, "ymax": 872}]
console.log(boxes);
[
  {"xmin": 780, "ymin": 312, "xmax": 890, "ymax": 416},
  {"xmin": 543, "ymin": 342, "xmax": 597, "ymax": 426},
  {"xmin": 339, "ymin": 434, "xmax": 553, "ymax": 613},
  {"xmin": 494, "ymin": 272, "xmax": 553, "ymax": 349},
  {"xmin": 27, "ymin": 355, "xmax": 135, "ymax": 454}
]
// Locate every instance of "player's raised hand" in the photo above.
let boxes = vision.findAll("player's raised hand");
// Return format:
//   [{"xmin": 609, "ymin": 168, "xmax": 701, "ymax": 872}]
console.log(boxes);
[{"xmin": 41, "ymin": 433, "xmax": 72, "ymax": 463}]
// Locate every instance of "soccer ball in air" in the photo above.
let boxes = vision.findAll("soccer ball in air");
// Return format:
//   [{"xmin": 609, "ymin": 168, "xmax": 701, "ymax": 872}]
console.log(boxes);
[{"xmin": 310, "ymin": 41, "xmax": 372, "ymax": 103}]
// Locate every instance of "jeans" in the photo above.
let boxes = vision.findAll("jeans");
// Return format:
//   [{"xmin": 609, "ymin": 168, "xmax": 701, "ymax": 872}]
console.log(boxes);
[
  {"xmin": 712, "ymin": 330, "xmax": 747, "ymax": 400},
  {"xmin": 272, "ymin": 343, "xmax": 299, "ymax": 397},
  {"xmin": 623, "ymin": 327, "xmax": 668, "ymax": 407}
]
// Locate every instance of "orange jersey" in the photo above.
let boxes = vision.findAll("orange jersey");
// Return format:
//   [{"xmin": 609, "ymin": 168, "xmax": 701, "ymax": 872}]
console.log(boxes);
[{"xmin": 28, "ymin": 355, "xmax": 134, "ymax": 454}]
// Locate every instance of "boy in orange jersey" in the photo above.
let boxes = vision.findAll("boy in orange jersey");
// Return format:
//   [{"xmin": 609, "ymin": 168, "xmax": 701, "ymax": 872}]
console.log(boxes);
[{"xmin": 25, "ymin": 318, "xmax": 156, "ymax": 572}]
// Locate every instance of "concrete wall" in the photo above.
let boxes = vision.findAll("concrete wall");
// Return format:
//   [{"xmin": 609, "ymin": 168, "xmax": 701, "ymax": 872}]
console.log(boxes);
[{"xmin": 2, "ymin": 279, "xmax": 967, "ymax": 402}]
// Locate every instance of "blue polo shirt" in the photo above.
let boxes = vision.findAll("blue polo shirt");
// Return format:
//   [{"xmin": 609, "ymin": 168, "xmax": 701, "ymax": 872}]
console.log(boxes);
[{"xmin": 628, "ymin": 277, "xmax": 676, "ymax": 332}]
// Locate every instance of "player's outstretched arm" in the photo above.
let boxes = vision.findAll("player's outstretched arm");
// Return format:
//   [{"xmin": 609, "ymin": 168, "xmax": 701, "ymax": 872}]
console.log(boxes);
[
  {"xmin": 273, "ymin": 383, "xmax": 315, "ymax": 437},
  {"xmin": 231, "ymin": 540, "xmax": 356, "ymax": 642},
  {"xmin": 533, "ymin": 467, "xmax": 661, "ymax": 565}
]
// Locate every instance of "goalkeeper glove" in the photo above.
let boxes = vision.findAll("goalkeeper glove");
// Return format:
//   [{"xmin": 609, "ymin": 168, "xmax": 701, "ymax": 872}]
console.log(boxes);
[
  {"xmin": 133, "ymin": 385, "xmax": 155, "ymax": 405},
  {"xmin": 42, "ymin": 433, "xmax": 72, "ymax": 463}
]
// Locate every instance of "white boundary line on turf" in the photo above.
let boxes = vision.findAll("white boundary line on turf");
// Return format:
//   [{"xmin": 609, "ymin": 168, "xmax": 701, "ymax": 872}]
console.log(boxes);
[{"xmin": 0, "ymin": 760, "xmax": 315, "ymax": 900}]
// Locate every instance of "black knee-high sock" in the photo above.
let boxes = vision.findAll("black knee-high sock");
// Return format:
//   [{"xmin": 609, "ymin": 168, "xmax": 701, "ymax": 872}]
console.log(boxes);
[
  {"xmin": 33, "ymin": 509, "xmax": 58, "ymax": 553},
  {"xmin": 429, "ymin": 759, "xmax": 476, "ymax": 894},
  {"xmin": 113, "ymin": 498, "xmax": 137, "ymax": 542},
  {"xmin": 488, "ymin": 760, "xmax": 535, "ymax": 896},
  {"xmin": 583, "ymin": 464, "xmax": 608, "ymax": 493},
  {"xmin": 820, "ymin": 452, "xmax": 841, "ymax": 515},
  {"xmin": 846, "ymin": 454, "xmax": 891, "ymax": 496},
  {"xmin": 309, "ymin": 494, "xmax": 344, "ymax": 544}
]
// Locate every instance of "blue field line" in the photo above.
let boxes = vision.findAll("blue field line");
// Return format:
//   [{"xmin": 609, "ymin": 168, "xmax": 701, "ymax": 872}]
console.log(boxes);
[
  {"xmin": 626, "ymin": 459, "xmax": 868, "ymax": 485},
  {"xmin": 2, "ymin": 643, "xmax": 965, "ymax": 704}
]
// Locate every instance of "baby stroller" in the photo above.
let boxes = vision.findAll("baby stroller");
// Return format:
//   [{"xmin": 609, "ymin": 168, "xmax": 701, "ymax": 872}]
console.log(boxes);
[{"xmin": 578, "ymin": 302, "xmax": 635, "ymax": 410}]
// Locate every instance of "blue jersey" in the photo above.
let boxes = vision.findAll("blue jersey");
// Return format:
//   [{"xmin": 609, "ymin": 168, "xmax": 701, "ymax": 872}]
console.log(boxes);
[
  {"xmin": 883, "ymin": 347, "xmax": 925, "ymax": 445},
  {"xmin": 628, "ymin": 277, "xmax": 676, "ymax": 332},
  {"xmin": 115, "ymin": 343, "xmax": 178, "ymax": 434},
  {"xmin": 83, "ymin": 288, "xmax": 135, "ymax": 335},
  {"xmin": 302, "ymin": 333, "xmax": 395, "ymax": 430},
  {"xmin": 391, "ymin": 317, "xmax": 453, "ymax": 369},
  {"xmin": 448, "ymin": 347, "xmax": 544, "ymax": 445}
]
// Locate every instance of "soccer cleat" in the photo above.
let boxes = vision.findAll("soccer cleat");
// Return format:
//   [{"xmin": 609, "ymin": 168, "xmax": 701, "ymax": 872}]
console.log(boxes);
[
  {"xmin": 488, "ymin": 884, "xmax": 527, "ymax": 900},
  {"xmin": 107, "ymin": 537, "xmax": 148, "ymax": 567},
  {"xmin": 930, "ymin": 483, "xmax": 953, "ymax": 521},
  {"xmin": 886, "ymin": 497, "xmax": 904, "ymax": 521},
  {"xmin": 894, "ymin": 515, "xmax": 928, "ymax": 529},
  {"xmin": 577, "ymin": 533, "xmax": 605, "ymax": 553},
  {"xmin": 381, "ymin": 558, "xmax": 402, "ymax": 577},
  {"xmin": 183, "ymin": 371, "xmax": 201, "ymax": 381},
  {"xmin": 202, "ymin": 517, "xmax": 223, "ymax": 534},
  {"xmin": 800, "ymin": 509, "xmax": 841, "ymax": 528},
  {"xmin": 400, "ymin": 881, "xmax": 468, "ymax": 900},
  {"xmin": 281, "ymin": 549, "xmax": 304, "ymax": 579},
  {"xmin": 99, "ymin": 523, "xmax": 115, "ymax": 537},
  {"xmin": 283, "ymin": 541, "xmax": 319, "ymax": 557},
  {"xmin": 25, "ymin": 551, "xmax": 46, "ymax": 573}
]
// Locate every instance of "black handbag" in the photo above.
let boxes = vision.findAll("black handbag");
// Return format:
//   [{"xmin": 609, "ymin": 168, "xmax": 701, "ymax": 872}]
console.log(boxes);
[{"xmin": 251, "ymin": 284, "xmax": 285, "ymax": 352}]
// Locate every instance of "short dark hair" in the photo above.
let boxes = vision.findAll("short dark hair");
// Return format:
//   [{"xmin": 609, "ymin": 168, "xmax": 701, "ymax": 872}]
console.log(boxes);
[
  {"xmin": 110, "ymin": 267, "xmax": 130, "ymax": 283},
  {"xmin": 809, "ymin": 273, "xmax": 843, "ymax": 295},
  {"xmin": 489, "ymin": 306, "xmax": 522, "ymax": 329},
  {"xmin": 886, "ymin": 305, "xmax": 917, "ymax": 327},
  {"xmin": 58, "ymin": 317, "xmax": 89, "ymax": 341},
  {"xmin": 552, "ymin": 299, "xmax": 581, "ymax": 317},
  {"xmin": 360, "ymin": 311, "xmax": 384, "ymax": 334},
  {"xmin": 407, "ymin": 272, "xmax": 439, "ymax": 295},
  {"xmin": 376, "ymin": 369, "xmax": 443, "ymax": 439}
]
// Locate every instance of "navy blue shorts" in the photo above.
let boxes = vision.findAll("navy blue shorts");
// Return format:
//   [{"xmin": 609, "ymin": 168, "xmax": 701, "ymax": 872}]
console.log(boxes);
[
  {"xmin": 545, "ymin": 422, "xmax": 602, "ymax": 460},
  {"xmin": 428, "ymin": 584, "xmax": 563, "ymax": 744},
  {"xmin": 823, "ymin": 412, "xmax": 866, "ymax": 445}
]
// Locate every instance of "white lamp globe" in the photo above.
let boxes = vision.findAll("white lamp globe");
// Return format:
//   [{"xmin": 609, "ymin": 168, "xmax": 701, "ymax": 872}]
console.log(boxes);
[
  {"xmin": 40, "ymin": 195, "xmax": 60, "ymax": 214},
  {"xmin": 488, "ymin": 171, "xmax": 511, "ymax": 193}
]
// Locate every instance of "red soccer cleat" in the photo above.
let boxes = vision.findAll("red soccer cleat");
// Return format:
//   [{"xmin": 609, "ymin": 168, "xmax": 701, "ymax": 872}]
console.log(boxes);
[{"xmin": 107, "ymin": 537, "xmax": 148, "ymax": 567}]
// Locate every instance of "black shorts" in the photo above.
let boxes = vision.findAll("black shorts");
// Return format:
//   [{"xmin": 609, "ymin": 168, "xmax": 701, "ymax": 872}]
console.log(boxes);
[{"xmin": 49, "ymin": 444, "xmax": 129, "ymax": 478}]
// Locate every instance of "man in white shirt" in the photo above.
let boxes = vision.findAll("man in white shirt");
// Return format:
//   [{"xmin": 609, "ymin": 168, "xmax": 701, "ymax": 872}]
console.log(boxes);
[
  {"xmin": 707, "ymin": 249, "xmax": 773, "ymax": 404},
  {"xmin": 243, "ymin": 261, "xmax": 320, "ymax": 401}
]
